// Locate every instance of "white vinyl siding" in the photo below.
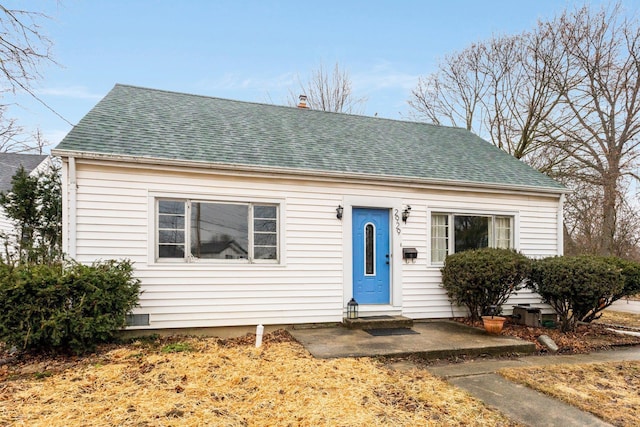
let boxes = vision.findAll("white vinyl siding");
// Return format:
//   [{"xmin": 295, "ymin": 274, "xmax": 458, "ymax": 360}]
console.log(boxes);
[
  {"xmin": 62, "ymin": 160, "xmax": 563, "ymax": 328},
  {"xmin": 0, "ymin": 206, "xmax": 14, "ymax": 253}
]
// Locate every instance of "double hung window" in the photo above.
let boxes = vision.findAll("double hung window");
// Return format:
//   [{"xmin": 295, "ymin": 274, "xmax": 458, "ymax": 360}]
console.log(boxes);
[
  {"xmin": 431, "ymin": 213, "xmax": 512, "ymax": 263},
  {"xmin": 157, "ymin": 199, "xmax": 278, "ymax": 262}
]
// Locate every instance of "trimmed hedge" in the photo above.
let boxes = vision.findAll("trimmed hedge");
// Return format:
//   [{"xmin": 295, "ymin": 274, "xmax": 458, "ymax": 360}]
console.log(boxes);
[
  {"xmin": 0, "ymin": 259, "xmax": 140, "ymax": 354},
  {"xmin": 602, "ymin": 256, "xmax": 640, "ymax": 301},
  {"xmin": 441, "ymin": 248, "xmax": 531, "ymax": 321},
  {"xmin": 527, "ymin": 256, "xmax": 625, "ymax": 331}
]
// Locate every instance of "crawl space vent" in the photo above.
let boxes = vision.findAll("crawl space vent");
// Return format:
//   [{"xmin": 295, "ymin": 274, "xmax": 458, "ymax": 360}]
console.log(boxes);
[{"xmin": 126, "ymin": 314, "xmax": 150, "ymax": 326}]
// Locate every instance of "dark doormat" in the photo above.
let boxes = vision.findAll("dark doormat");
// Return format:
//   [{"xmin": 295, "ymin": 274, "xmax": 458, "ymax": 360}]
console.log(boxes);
[{"xmin": 364, "ymin": 328, "xmax": 420, "ymax": 337}]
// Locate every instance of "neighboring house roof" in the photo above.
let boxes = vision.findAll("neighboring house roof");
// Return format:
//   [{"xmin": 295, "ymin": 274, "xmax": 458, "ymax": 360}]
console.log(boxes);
[
  {"xmin": 198, "ymin": 240, "xmax": 249, "ymax": 257},
  {"xmin": 53, "ymin": 84, "xmax": 565, "ymax": 192},
  {"xmin": 0, "ymin": 153, "xmax": 48, "ymax": 193}
]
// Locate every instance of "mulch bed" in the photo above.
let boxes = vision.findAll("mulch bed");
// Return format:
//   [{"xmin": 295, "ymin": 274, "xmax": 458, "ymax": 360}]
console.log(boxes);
[{"xmin": 456, "ymin": 317, "xmax": 640, "ymax": 354}]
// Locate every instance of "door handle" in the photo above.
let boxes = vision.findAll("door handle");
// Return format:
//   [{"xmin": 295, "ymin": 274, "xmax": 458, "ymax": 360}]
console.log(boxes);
[{"xmin": 385, "ymin": 254, "xmax": 389, "ymax": 265}]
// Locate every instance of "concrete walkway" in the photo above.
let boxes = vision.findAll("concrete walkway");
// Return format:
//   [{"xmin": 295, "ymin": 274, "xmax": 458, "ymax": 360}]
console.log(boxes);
[
  {"xmin": 289, "ymin": 320, "xmax": 535, "ymax": 359},
  {"xmin": 420, "ymin": 347, "xmax": 640, "ymax": 427}
]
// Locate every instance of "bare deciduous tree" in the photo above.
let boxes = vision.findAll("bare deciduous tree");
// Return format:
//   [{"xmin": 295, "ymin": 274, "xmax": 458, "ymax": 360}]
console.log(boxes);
[
  {"xmin": 0, "ymin": 5, "xmax": 56, "ymax": 153},
  {"xmin": 0, "ymin": 106, "xmax": 25, "ymax": 152},
  {"xmin": 0, "ymin": 5, "xmax": 54, "ymax": 95},
  {"xmin": 563, "ymin": 178, "xmax": 640, "ymax": 259},
  {"xmin": 408, "ymin": 43, "xmax": 488, "ymax": 131},
  {"xmin": 288, "ymin": 62, "xmax": 367, "ymax": 114},
  {"xmin": 409, "ymin": 2, "xmax": 640, "ymax": 257},
  {"xmin": 0, "ymin": 109, "xmax": 48, "ymax": 153},
  {"xmin": 549, "ymin": 4, "xmax": 640, "ymax": 256},
  {"xmin": 409, "ymin": 32, "xmax": 565, "ymax": 170}
]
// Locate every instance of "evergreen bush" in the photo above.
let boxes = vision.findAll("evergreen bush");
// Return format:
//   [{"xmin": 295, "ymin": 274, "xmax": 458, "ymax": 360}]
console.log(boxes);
[
  {"xmin": 0, "ymin": 164, "xmax": 62, "ymax": 264},
  {"xmin": 441, "ymin": 248, "xmax": 531, "ymax": 321},
  {"xmin": 0, "ymin": 259, "xmax": 140, "ymax": 354},
  {"xmin": 602, "ymin": 256, "xmax": 640, "ymax": 301},
  {"xmin": 527, "ymin": 256, "xmax": 624, "ymax": 331}
]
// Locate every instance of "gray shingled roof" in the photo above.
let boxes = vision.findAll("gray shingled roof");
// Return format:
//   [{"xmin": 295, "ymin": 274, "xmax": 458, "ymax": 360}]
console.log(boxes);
[
  {"xmin": 54, "ymin": 84, "xmax": 564, "ymax": 191},
  {"xmin": 0, "ymin": 153, "xmax": 48, "ymax": 192}
]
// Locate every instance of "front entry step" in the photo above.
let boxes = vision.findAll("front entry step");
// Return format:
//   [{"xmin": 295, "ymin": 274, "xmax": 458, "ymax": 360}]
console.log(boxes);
[{"xmin": 343, "ymin": 315, "xmax": 413, "ymax": 330}]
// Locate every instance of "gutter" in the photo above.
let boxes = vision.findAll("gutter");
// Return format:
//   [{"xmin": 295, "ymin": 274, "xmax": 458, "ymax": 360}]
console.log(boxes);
[
  {"xmin": 51, "ymin": 149, "xmax": 569, "ymax": 197},
  {"xmin": 68, "ymin": 157, "xmax": 77, "ymax": 259},
  {"xmin": 557, "ymin": 194, "xmax": 565, "ymax": 256}
]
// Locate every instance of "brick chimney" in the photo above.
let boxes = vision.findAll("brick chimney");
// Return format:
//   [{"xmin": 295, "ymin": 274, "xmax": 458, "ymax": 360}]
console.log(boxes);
[{"xmin": 297, "ymin": 94, "xmax": 309, "ymax": 109}]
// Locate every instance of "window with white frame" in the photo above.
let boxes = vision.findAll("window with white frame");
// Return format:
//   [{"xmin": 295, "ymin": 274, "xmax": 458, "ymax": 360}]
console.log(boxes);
[
  {"xmin": 430, "ymin": 213, "xmax": 513, "ymax": 263},
  {"xmin": 157, "ymin": 199, "xmax": 279, "ymax": 262}
]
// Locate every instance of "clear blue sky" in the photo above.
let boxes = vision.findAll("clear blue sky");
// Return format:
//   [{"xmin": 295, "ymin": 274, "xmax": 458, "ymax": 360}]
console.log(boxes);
[{"xmin": 5, "ymin": 0, "xmax": 638, "ymax": 151}]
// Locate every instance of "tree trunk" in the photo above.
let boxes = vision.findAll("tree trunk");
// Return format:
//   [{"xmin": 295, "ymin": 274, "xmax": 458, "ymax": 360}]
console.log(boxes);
[{"xmin": 600, "ymin": 171, "xmax": 618, "ymax": 256}]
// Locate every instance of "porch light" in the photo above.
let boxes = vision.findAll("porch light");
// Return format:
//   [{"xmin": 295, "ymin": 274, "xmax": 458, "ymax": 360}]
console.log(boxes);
[
  {"xmin": 402, "ymin": 205, "xmax": 412, "ymax": 223},
  {"xmin": 347, "ymin": 298, "xmax": 359, "ymax": 319},
  {"xmin": 336, "ymin": 205, "xmax": 344, "ymax": 220}
]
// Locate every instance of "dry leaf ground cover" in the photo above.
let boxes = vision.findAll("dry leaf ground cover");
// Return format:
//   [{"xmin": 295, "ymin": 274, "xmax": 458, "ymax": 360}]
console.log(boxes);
[
  {"xmin": 457, "ymin": 312, "xmax": 640, "ymax": 354},
  {"xmin": 0, "ymin": 331, "xmax": 518, "ymax": 427},
  {"xmin": 501, "ymin": 322, "xmax": 640, "ymax": 353},
  {"xmin": 499, "ymin": 361, "xmax": 640, "ymax": 426}
]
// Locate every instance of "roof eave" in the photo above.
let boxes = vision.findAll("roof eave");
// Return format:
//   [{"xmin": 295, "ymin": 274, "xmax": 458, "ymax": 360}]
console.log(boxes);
[{"xmin": 51, "ymin": 149, "xmax": 568, "ymax": 195}]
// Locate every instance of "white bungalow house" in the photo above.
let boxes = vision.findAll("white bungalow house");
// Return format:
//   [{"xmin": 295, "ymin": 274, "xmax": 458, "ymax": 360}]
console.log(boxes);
[
  {"xmin": 52, "ymin": 84, "xmax": 566, "ymax": 331},
  {"xmin": 0, "ymin": 153, "xmax": 51, "ymax": 256}
]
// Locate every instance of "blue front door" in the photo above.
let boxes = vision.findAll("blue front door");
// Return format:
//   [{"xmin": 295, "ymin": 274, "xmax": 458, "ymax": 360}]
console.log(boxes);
[{"xmin": 352, "ymin": 208, "xmax": 390, "ymax": 304}]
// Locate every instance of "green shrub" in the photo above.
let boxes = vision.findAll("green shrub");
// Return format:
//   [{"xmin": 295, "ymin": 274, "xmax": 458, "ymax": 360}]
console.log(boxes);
[
  {"xmin": 602, "ymin": 256, "xmax": 640, "ymax": 300},
  {"xmin": 441, "ymin": 248, "xmax": 531, "ymax": 321},
  {"xmin": 161, "ymin": 342, "xmax": 193, "ymax": 353},
  {"xmin": 527, "ymin": 256, "xmax": 624, "ymax": 331},
  {"xmin": 0, "ymin": 165, "xmax": 62, "ymax": 264},
  {"xmin": 0, "ymin": 259, "xmax": 140, "ymax": 354}
]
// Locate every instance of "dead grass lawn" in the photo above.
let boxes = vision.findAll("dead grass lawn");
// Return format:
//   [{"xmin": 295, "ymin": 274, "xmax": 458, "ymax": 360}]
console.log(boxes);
[
  {"xmin": 0, "ymin": 331, "xmax": 519, "ymax": 427},
  {"xmin": 500, "ymin": 361, "xmax": 640, "ymax": 426},
  {"xmin": 597, "ymin": 310, "xmax": 640, "ymax": 329}
]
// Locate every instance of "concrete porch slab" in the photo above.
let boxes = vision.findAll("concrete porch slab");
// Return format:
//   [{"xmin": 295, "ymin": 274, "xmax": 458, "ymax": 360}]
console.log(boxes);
[
  {"xmin": 343, "ymin": 315, "xmax": 413, "ymax": 330},
  {"xmin": 289, "ymin": 320, "xmax": 536, "ymax": 359}
]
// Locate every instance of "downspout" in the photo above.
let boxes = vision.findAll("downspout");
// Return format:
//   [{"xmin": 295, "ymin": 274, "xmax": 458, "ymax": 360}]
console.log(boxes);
[
  {"xmin": 68, "ymin": 157, "xmax": 77, "ymax": 259},
  {"xmin": 557, "ymin": 194, "xmax": 564, "ymax": 256}
]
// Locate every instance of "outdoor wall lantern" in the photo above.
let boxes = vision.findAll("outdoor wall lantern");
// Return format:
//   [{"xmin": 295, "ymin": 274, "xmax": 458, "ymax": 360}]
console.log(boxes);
[
  {"xmin": 336, "ymin": 205, "xmax": 344, "ymax": 220},
  {"xmin": 402, "ymin": 205, "xmax": 412, "ymax": 223},
  {"xmin": 347, "ymin": 298, "xmax": 359, "ymax": 319}
]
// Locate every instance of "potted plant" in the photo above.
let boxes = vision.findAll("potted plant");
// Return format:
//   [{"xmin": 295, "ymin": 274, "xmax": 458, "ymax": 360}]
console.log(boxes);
[
  {"xmin": 482, "ymin": 305, "xmax": 506, "ymax": 334},
  {"xmin": 441, "ymin": 248, "xmax": 531, "ymax": 331}
]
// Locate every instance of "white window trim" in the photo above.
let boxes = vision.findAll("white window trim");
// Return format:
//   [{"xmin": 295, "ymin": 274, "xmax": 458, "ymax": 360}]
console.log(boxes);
[
  {"xmin": 149, "ymin": 192, "xmax": 284, "ymax": 266},
  {"xmin": 427, "ymin": 207, "xmax": 519, "ymax": 267}
]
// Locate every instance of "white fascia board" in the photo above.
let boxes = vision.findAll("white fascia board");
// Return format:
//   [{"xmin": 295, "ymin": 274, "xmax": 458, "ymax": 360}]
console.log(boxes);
[{"xmin": 52, "ymin": 150, "xmax": 569, "ymax": 197}]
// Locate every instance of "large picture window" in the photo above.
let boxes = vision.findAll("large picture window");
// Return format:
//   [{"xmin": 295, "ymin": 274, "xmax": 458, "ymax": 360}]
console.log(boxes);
[
  {"xmin": 431, "ymin": 213, "xmax": 512, "ymax": 263},
  {"xmin": 157, "ymin": 199, "xmax": 278, "ymax": 262}
]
